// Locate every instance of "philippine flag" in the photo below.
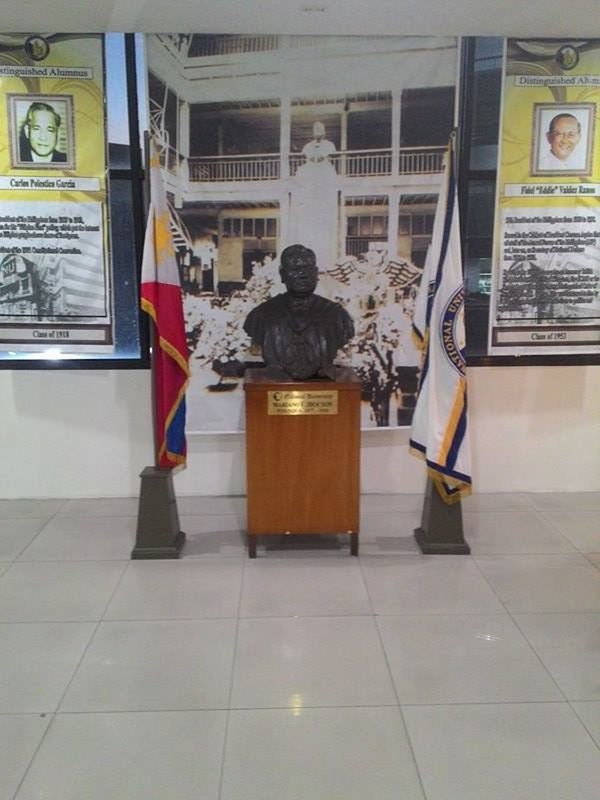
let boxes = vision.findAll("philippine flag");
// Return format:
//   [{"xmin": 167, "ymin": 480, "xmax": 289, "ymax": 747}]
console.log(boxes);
[{"xmin": 140, "ymin": 140, "xmax": 190, "ymax": 469}]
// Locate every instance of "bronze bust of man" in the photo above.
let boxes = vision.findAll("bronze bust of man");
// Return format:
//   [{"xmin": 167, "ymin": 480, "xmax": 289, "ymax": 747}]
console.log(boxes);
[{"xmin": 243, "ymin": 244, "xmax": 354, "ymax": 380}]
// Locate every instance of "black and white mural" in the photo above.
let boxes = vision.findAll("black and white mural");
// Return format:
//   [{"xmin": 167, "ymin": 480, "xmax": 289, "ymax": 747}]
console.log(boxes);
[{"xmin": 146, "ymin": 33, "xmax": 457, "ymax": 430}]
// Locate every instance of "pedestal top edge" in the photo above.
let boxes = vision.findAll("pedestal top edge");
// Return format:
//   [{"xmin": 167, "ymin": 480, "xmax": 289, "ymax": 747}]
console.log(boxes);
[{"xmin": 244, "ymin": 366, "xmax": 362, "ymax": 390}]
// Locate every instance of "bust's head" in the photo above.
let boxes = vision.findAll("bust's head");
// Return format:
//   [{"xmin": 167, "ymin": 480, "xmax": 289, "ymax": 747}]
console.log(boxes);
[{"xmin": 279, "ymin": 244, "xmax": 318, "ymax": 298}]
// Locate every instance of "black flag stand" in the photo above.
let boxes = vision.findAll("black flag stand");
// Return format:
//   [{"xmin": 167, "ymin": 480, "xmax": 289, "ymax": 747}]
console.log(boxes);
[
  {"xmin": 131, "ymin": 465, "xmax": 186, "ymax": 560},
  {"xmin": 130, "ymin": 125, "xmax": 185, "ymax": 560},
  {"xmin": 414, "ymin": 478, "xmax": 470, "ymax": 555}
]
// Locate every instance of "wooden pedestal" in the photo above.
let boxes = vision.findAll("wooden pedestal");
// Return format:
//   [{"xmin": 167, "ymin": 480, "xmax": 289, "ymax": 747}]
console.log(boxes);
[{"xmin": 244, "ymin": 368, "xmax": 361, "ymax": 557}]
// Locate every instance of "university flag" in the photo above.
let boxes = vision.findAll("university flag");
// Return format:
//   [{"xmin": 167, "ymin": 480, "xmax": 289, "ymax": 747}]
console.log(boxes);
[
  {"xmin": 409, "ymin": 135, "xmax": 472, "ymax": 503},
  {"xmin": 140, "ymin": 141, "xmax": 190, "ymax": 468}
]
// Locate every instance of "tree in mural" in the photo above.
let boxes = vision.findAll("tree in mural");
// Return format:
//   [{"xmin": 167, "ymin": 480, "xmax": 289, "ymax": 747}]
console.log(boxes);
[
  {"xmin": 184, "ymin": 257, "xmax": 283, "ymax": 391},
  {"xmin": 326, "ymin": 253, "xmax": 422, "ymax": 426},
  {"xmin": 183, "ymin": 249, "xmax": 422, "ymax": 423}
]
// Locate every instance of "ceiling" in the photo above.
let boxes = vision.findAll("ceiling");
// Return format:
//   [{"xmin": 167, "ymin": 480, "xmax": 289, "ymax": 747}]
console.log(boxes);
[{"xmin": 0, "ymin": 0, "xmax": 598, "ymax": 37}]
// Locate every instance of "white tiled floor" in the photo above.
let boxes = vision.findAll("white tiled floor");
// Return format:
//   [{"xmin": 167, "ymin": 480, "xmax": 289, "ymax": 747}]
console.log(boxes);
[{"xmin": 0, "ymin": 492, "xmax": 599, "ymax": 800}]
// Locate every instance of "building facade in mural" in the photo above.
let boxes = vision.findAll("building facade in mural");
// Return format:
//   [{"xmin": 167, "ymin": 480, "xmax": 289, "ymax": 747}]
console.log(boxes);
[{"xmin": 146, "ymin": 33, "xmax": 457, "ymax": 430}]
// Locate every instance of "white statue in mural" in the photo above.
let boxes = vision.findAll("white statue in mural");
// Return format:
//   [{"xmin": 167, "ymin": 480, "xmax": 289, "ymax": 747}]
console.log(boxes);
[{"xmin": 289, "ymin": 121, "xmax": 338, "ymax": 271}]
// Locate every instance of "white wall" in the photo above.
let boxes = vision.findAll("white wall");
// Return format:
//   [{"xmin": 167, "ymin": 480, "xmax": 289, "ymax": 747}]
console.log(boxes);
[
  {"xmin": 2, "ymin": 364, "xmax": 598, "ymax": 498},
  {"xmin": 3, "ymin": 1, "xmax": 600, "ymax": 39},
  {"xmin": 1, "ymin": 369, "xmax": 154, "ymax": 499}
]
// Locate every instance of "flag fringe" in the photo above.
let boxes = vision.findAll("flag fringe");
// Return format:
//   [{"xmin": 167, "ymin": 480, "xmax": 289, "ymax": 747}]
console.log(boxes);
[
  {"xmin": 143, "ymin": 297, "xmax": 190, "ymax": 378},
  {"xmin": 162, "ymin": 379, "xmax": 189, "ymax": 434},
  {"xmin": 158, "ymin": 335, "xmax": 191, "ymax": 377},
  {"xmin": 437, "ymin": 378, "xmax": 466, "ymax": 464},
  {"xmin": 430, "ymin": 472, "xmax": 471, "ymax": 504},
  {"xmin": 141, "ymin": 296, "xmax": 157, "ymax": 324},
  {"xmin": 410, "ymin": 444, "xmax": 471, "ymax": 504}
]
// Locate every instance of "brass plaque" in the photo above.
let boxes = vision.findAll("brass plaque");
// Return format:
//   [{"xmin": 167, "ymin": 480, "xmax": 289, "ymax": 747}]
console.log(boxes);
[{"xmin": 267, "ymin": 390, "xmax": 338, "ymax": 416}]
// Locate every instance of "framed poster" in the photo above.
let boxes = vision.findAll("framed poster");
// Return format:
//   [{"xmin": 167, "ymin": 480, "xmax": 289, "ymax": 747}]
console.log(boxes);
[
  {"xmin": 489, "ymin": 39, "xmax": 600, "ymax": 355},
  {"xmin": 0, "ymin": 33, "xmax": 113, "ymax": 354}
]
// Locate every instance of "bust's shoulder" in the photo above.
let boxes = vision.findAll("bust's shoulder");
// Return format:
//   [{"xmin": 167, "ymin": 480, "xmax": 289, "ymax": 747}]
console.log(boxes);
[
  {"xmin": 313, "ymin": 294, "xmax": 354, "ymax": 338},
  {"xmin": 250, "ymin": 294, "xmax": 286, "ymax": 315},
  {"xmin": 243, "ymin": 293, "xmax": 285, "ymax": 334},
  {"xmin": 313, "ymin": 294, "xmax": 348, "ymax": 315}
]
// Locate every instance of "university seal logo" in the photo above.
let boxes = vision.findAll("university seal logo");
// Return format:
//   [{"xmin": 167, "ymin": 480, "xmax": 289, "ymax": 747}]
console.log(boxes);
[
  {"xmin": 440, "ymin": 286, "xmax": 466, "ymax": 376},
  {"xmin": 24, "ymin": 36, "xmax": 50, "ymax": 62}
]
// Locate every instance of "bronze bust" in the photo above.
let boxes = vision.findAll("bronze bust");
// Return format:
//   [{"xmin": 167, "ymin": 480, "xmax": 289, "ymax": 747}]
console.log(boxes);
[{"xmin": 243, "ymin": 244, "xmax": 354, "ymax": 380}]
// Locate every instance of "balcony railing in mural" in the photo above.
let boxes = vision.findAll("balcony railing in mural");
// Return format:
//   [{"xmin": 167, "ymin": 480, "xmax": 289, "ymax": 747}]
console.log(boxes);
[
  {"xmin": 399, "ymin": 146, "xmax": 446, "ymax": 174},
  {"xmin": 160, "ymin": 34, "xmax": 281, "ymax": 57},
  {"xmin": 288, "ymin": 149, "xmax": 394, "ymax": 177},
  {"xmin": 346, "ymin": 238, "xmax": 388, "ymax": 258},
  {"xmin": 192, "ymin": 35, "xmax": 281, "ymax": 56},
  {"xmin": 186, "ymin": 146, "xmax": 445, "ymax": 183},
  {"xmin": 188, "ymin": 154, "xmax": 280, "ymax": 182}
]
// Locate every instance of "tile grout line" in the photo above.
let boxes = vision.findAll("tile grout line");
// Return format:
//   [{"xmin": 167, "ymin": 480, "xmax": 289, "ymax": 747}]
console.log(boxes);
[
  {"xmin": 471, "ymin": 545, "xmax": 600, "ymax": 704},
  {"xmin": 3, "ymin": 493, "xmax": 599, "ymax": 798},
  {"xmin": 9, "ymin": 545, "xmax": 129, "ymax": 799},
  {"xmin": 582, "ymin": 553, "xmax": 600, "ymax": 570},
  {"xmin": 468, "ymin": 552, "xmax": 516, "ymax": 614},
  {"xmin": 10, "ymin": 712, "xmax": 55, "ymax": 800},
  {"xmin": 375, "ymin": 622, "xmax": 430, "ymax": 799},
  {"xmin": 51, "ymin": 557, "xmax": 130, "ymax": 713},
  {"xmin": 567, "ymin": 701, "xmax": 600, "ymax": 753},
  {"xmin": 215, "ymin": 536, "xmax": 247, "ymax": 800},
  {"xmin": 4, "ymin": 508, "xmax": 68, "ymax": 797},
  {"xmin": 464, "ymin": 508, "xmax": 583, "ymax": 557},
  {"xmin": 529, "ymin": 506, "xmax": 585, "ymax": 553},
  {"xmin": 536, "ymin": 507, "xmax": 598, "ymax": 556},
  {"xmin": 11, "ymin": 506, "xmax": 63, "ymax": 562},
  {"xmin": 503, "ymin": 613, "xmax": 570, "ymax": 703},
  {"xmin": 462, "ymin": 554, "xmax": 573, "ymax": 703},
  {"xmin": 357, "ymin": 552, "xmax": 430, "ymax": 800},
  {"xmin": 521, "ymin": 492, "xmax": 543, "ymax": 512},
  {"xmin": 13, "ymin": 511, "xmax": 138, "ymax": 564},
  {"xmin": 0, "ymin": 697, "xmax": 580, "ymax": 717},
  {"xmin": 471, "ymin": 548, "xmax": 600, "ymax": 713}
]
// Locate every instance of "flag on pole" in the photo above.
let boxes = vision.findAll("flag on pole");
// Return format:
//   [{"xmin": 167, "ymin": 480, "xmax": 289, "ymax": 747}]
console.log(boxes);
[
  {"xmin": 140, "ymin": 140, "xmax": 190, "ymax": 469},
  {"xmin": 409, "ymin": 134, "xmax": 472, "ymax": 503}
]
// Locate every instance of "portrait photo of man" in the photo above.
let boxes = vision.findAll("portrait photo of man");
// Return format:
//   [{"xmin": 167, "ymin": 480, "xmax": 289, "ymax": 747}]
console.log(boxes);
[
  {"xmin": 9, "ymin": 94, "xmax": 74, "ymax": 169},
  {"xmin": 532, "ymin": 103, "xmax": 594, "ymax": 175}
]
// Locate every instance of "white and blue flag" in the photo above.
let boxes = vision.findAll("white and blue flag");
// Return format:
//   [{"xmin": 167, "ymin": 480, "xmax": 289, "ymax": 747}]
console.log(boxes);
[{"xmin": 410, "ymin": 134, "xmax": 472, "ymax": 503}]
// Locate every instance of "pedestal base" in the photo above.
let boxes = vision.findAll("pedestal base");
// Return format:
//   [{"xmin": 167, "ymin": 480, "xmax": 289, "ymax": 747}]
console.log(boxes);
[
  {"xmin": 414, "ymin": 478, "xmax": 470, "ymax": 555},
  {"xmin": 131, "ymin": 466, "xmax": 186, "ymax": 559},
  {"xmin": 247, "ymin": 531, "xmax": 358, "ymax": 559}
]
